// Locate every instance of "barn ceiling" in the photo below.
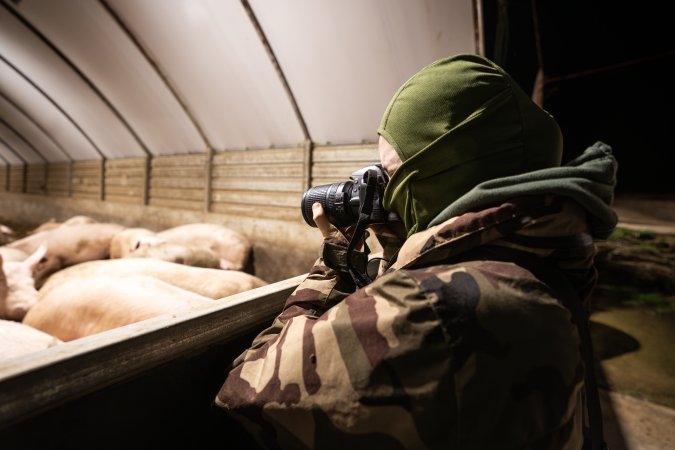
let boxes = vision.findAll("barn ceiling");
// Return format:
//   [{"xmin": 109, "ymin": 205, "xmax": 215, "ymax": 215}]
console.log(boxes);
[{"xmin": 0, "ymin": 0, "xmax": 478, "ymax": 165}]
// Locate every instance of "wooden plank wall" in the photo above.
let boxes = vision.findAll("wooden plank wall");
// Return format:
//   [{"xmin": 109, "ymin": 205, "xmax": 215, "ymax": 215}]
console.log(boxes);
[
  {"xmin": 71, "ymin": 160, "xmax": 102, "ymax": 200},
  {"xmin": 8, "ymin": 166, "xmax": 25, "ymax": 193},
  {"xmin": 105, "ymin": 157, "xmax": 146, "ymax": 205},
  {"xmin": 25, "ymin": 164, "xmax": 46, "ymax": 195},
  {"xmin": 211, "ymin": 148, "xmax": 303, "ymax": 221},
  {"xmin": 311, "ymin": 144, "xmax": 379, "ymax": 187},
  {"xmin": 149, "ymin": 154, "xmax": 206, "ymax": 211},
  {"xmin": 46, "ymin": 163, "xmax": 69, "ymax": 197},
  {"xmin": 1, "ymin": 144, "xmax": 379, "ymax": 221}
]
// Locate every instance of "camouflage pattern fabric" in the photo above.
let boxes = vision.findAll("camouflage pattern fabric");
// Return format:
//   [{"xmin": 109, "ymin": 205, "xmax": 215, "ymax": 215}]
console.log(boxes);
[{"xmin": 215, "ymin": 195, "xmax": 595, "ymax": 449}]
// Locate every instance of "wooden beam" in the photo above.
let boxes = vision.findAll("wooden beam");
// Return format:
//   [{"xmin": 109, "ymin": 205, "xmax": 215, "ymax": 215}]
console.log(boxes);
[
  {"xmin": 205, "ymin": 148, "xmax": 214, "ymax": 212},
  {"xmin": 143, "ymin": 155, "xmax": 151, "ymax": 206},
  {"xmin": 0, "ymin": 274, "xmax": 304, "ymax": 430}
]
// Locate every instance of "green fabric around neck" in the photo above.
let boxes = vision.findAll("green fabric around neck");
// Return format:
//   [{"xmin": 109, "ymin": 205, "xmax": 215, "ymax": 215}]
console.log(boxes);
[
  {"xmin": 379, "ymin": 54, "xmax": 563, "ymax": 235},
  {"xmin": 428, "ymin": 141, "xmax": 619, "ymax": 239}
]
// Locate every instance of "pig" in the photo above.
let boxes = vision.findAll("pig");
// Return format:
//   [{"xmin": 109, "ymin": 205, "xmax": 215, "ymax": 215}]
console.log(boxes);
[
  {"xmin": 0, "ymin": 319, "xmax": 62, "ymax": 360},
  {"xmin": 62, "ymin": 215, "xmax": 98, "ymax": 226},
  {"xmin": 27, "ymin": 218, "xmax": 60, "ymax": 235},
  {"xmin": 1, "ymin": 224, "xmax": 15, "ymax": 245},
  {"xmin": 126, "ymin": 242, "xmax": 221, "ymax": 269},
  {"xmin": 7, "ymin": 223, "xmax": 125, "ymax": 287},
  {"xmin": 39, "ymin": 258, "xmax": 267, "ymax": 301},
  {"xmin": 0, "ymin": 246, "xmax": 47, "ymax": 320},
  {"xmin": 24, "ymin": 274, "xmax": 213, "ymax": 341},
  {"xmin": 0, "ymin": 247, "xmax": 28, "ymax": 263},
  {"xmin": 27, "ymin": 215, "xmax": 98, "ymax": 236},
  {"xmin": 109, "ymin": 227, "xmax": 164, "ymax": 258},
  {"xmin": 157, "ymin": 223, "xmax": 251, "ymax": 271}
]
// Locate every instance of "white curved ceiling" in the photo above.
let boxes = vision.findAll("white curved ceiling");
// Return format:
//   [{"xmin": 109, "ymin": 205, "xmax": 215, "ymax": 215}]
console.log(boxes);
[{"xmin": 0, "ymin": 0, "xmax": 477, "ymax": 164}]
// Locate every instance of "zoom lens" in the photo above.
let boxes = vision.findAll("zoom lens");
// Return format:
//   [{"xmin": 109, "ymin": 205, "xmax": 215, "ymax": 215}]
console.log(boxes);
[{"xmin": 301, "ymin": 181, "xmax": 356, "ymax": 228}]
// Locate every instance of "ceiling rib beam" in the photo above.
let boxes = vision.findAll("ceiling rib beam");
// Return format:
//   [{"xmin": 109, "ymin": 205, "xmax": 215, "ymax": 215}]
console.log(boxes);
[
  {"xmin": 99, "ymin": 0, "xmax": 214, "ymax": 153},
  {"xmin": 99, "ymin": 0, "xmax": 214, "ymax": 209},
  {"xmin": 0, "ymin": 54, "xmax": 105, "ymax": 159},
  {"xmin": 0, "ymin": 91, "xmax": 74, "ymax": 162},
  {"xmin": 0, "ymin": 134, "xmax": 27, "ymax": 193},
  {"xmin": 0, "ymin": 134, "xmax": 27, "ymax": 164},
  {"xmin": 240, "ymin": 0, "xmax": 311, "ymax": 143},
  {"xmin": 0, "ymin": 116, "xmax": 48, "ymax": 163},
  {"xmin": 2, "ymin": 2, "xmax": 151, "ymax": 157}
]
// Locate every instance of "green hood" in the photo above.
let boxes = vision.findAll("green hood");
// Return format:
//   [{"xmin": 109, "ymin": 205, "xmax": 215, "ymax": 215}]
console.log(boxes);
[
  {"xmin": 379, "ymin": 54, "xmax": 563, "ymax": 235},
  {"xmin": 429, "ymin": 141, "xmax": 619, "ymax": 239}
]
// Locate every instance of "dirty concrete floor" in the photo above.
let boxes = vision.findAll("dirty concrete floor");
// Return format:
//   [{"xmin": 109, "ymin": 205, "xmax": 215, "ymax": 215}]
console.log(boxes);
[
  {"xmin": 598, "ymin": 194, "xmax": 675, "ymax": 449},
  {"xmin": 612, "ymin": 194, "xmax": 675, "ymax": 235},
  {"xmin": 601, "ymin": 389, "xmax": 675, "ymax": 450}
]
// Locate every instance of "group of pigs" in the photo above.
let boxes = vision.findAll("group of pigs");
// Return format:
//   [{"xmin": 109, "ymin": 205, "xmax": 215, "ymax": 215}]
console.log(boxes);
[{"xmin": 0, "ymin": 216, "xmax": 267, "ymax": 361}]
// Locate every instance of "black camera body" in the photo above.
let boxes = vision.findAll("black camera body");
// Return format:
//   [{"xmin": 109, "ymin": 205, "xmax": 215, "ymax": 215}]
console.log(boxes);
[{"xmin": 301, "ymin": 164, "xmax": 398, "ymax": 228}]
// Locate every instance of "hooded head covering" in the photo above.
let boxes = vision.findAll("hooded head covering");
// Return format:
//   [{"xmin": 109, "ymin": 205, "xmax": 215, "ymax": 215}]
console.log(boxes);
[{"xmin": 379, "ymin": 54, "xmax": 563, "ymax": 235}]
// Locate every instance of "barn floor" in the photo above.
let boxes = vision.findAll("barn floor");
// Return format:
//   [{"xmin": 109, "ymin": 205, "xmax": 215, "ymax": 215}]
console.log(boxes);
[{"xmin": 592, "ymin": 194, "xmax": 675, "ymax": 449}]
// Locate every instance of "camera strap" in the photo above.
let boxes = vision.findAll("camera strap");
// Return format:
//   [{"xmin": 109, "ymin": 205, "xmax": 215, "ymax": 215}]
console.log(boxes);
[{"xmin": 346, "ymin": 170, "xmax": 378, "ymax": 288}]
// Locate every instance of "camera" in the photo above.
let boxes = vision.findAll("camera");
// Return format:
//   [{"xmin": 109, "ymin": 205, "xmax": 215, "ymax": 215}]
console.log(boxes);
[{"xmin": 301, "ymin": 164, "xmax": 399, "ymax": 228}]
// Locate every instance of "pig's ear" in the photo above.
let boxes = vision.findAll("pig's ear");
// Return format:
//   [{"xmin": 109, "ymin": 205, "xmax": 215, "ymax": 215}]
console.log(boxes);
[
  {"xmin": 0, "ymin": 254, "xmax": 7, "ymax": 301},
  {"xmin": 1, "ymin": 224, "xmax": 14, "ymax": 235},
  {"xmin": 24, "ymin": 245, "xmax": 47, "ymax": 269}
]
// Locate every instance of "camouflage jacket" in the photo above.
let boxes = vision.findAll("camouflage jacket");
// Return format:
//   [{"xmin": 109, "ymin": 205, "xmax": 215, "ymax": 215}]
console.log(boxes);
[{"xmin": 215, "ymin": 195, "xmax": 596, "ymax": 450}]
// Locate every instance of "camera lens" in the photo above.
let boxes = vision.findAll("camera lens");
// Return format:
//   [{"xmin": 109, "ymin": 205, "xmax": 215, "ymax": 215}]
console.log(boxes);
[{"xmin": 301, "ymin": 182, "xmax": 356, "ymax": 227}]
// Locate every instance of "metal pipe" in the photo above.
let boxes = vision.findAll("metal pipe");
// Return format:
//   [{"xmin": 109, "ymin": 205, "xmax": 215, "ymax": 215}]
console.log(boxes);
[{"xmin": 473, "ymin": 0, "xmax": 485, "ymax": 56}]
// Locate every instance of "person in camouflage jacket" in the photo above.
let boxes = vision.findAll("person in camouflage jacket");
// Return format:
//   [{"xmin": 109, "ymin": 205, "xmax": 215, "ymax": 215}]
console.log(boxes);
[{"xmin": 215, "ymin": 54, "xmax": 618, "ymax": 449}]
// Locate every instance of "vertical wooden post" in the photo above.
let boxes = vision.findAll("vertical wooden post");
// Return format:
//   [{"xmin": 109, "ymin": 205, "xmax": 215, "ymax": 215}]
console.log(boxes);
[
  {"xmin": 21, "ymin": 164, "xmax": 27, "ymax": 194},
  {"xmin": 67, "ymin": 161, "xmax": 73, "ymax": 197},
  {"xmin": 143, "ymin": 154, "xmax": 151, "ymax": 205},
  {"xmin": 530, "ymin": 0, "xmax": 546, "ymax": 106},
  {"xmin": 99, "ymin": 158, "xmax": 106, "ymax": 201},
  {"xmin": 472, "ymin": 0, "xmax": 485, "ymax": 56},
  {"xmin": 43, "ymin": 162, "xmax": 49, "ymax": 195},
  {"xmin": 302, "ymin": 139, "xmax": 313, "ymax": 191},
  {"xmin": 204, "ymin": 148, "xmax": 214, "ymax": 212}
]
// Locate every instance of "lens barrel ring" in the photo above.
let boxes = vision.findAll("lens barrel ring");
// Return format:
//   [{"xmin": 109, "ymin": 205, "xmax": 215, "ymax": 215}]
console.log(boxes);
[{"xmin": 301, "ymin": 185, "xmax": 333, "ymax": 227}]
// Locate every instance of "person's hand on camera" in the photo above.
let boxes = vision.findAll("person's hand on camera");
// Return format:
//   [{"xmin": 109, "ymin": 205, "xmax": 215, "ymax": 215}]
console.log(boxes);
[
  {"xmin": 312, "ymin": 203, "xmax": 336, "ymax": 240},
  {"xmin": 312, "ymin": 203, "xmax": 360, "ymax": 245}
]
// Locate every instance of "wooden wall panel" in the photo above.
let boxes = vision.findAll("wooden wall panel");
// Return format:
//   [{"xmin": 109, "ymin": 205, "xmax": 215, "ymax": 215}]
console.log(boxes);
[
  {"xmin": 210, "ymin": 147, "xmax": 304, "ymax": 221},
  {"xmin": 71, "ymin": 160, "xmax": 102, "ymax": 200},
  {"xmin": 149, "ymin": 154, "xmax": 206, "ymax": 211},
  {"xmin": 1, "ymin": 144, "xmax": 382, "ymax": 219},
  {"xmin": 46, "ymin": 163, "xmax": 69, "ymax": 197},
  {"xmin": 105, "ymin": 158, "xmax": 146, "ymax": 204},
  {"xmin": 0, "ymin": 166, "xmax": 7, "ymax": 191},
  {"xmin": 8, "ymin": 166, "xmax": 25, "ymax": 193},
  {"xmin": 26, "ymin": 164, "xmax": 46, "ymax": 194},
  {"xmin": 311, "ymin": 144, "xmax": 379, "ymax": 186}
]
